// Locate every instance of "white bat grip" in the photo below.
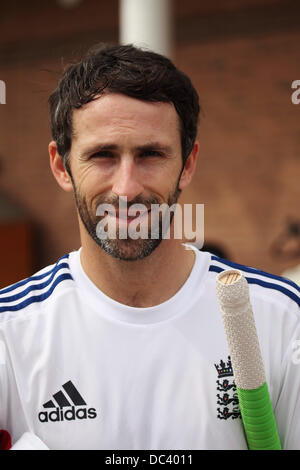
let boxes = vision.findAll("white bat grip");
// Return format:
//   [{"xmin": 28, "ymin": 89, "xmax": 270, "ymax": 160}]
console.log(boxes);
[{"xmin": 216, "ymin": 269, "xmax": 266, "ymax": 390}]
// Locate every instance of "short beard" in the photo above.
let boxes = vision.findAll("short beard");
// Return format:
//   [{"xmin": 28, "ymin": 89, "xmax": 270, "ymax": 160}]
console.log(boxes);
[{"xmin": 71, "ymin": 179, "xmax": 182, "ymax": 262}]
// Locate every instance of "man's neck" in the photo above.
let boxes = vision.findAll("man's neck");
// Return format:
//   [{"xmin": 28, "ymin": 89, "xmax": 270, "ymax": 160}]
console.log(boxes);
[{"xmin": 79, "ymin": 238, "xmax": 195, "ymax": 308}]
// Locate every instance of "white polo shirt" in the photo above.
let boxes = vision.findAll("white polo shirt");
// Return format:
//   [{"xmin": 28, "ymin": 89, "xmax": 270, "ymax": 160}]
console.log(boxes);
[{"xmin": 0, "ymin": 247, "xmax": 299, "ymax": 449}]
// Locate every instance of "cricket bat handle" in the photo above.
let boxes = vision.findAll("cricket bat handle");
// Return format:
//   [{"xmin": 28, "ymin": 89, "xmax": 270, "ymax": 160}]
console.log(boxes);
[{"xmin": 216, "ymin": 269, "xmax": 281, "ymax": 450}]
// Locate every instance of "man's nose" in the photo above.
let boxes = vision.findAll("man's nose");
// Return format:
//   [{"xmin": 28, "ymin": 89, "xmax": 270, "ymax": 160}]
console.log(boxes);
[{"xmin": 111, "ymin": 158, "xmax": 144, "ymax": 202}]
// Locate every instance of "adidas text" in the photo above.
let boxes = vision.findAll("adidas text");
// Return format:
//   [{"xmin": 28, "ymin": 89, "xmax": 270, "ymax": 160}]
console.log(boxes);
[{"xmin": 39, "ymin": 406, "xmax": 97, "ymax": 423}]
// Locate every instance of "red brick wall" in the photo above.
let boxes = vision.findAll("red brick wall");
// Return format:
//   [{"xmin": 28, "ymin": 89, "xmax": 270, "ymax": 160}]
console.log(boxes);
[
  {"xmin": 176, "ymin": 32, "xmax": 300, "ymax": 273},
  {"xmin": 0, "ymin": 0, "xmax": 299, "ymax": 282}
]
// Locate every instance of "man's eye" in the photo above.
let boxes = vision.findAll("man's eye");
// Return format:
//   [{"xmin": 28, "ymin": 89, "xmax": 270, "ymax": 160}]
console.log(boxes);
[
  {"xmin": 141, "ymin": 150, "xmax": 162, "ymax": 157},
  {"xmin": 92, "ymin": 151, "xmax": 114, "ymax": 158}
]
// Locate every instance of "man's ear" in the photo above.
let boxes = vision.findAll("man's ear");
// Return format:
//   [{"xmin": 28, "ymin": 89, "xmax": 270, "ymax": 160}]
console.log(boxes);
[
  {"xmin": 49, "ymin": 141, "xmax": 73, "ymax": 192},
  {"xmin": 179, "ymin": 140, "xmax": 199, "ymax": 190}
]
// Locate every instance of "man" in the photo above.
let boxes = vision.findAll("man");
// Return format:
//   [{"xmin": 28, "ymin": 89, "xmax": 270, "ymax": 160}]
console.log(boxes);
[{"xmin": 0, "ymin": 44, "xmax": 299, "ymax": 450}]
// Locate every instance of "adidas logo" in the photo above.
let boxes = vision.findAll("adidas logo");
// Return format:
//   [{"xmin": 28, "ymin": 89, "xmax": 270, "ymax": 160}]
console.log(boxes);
[{"xmin": 38, "ymin": 380, "xmax": 97, "ymax": 423}]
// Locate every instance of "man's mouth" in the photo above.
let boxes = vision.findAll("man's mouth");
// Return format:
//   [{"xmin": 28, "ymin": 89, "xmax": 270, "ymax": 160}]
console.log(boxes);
[{"xmin": 105, "ymin": 209, "xmax": 150, "ymax": 223}]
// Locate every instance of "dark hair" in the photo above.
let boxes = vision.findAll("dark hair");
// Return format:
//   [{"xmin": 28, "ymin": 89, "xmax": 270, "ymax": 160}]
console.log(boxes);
[{"xmin": 49, "ymin": 43, "xmax": 200, "ymax": 170}]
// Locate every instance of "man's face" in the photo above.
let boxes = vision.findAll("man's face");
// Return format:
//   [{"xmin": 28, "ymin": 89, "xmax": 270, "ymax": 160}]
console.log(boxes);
[{"xmin": 67, "ymin": 93, "xmax": 188, "ymax": 261}]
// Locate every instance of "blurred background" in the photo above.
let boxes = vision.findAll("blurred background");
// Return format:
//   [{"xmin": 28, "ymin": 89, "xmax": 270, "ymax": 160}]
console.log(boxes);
[{"xmin": 0, "ymin": 0, "xmax": 300, "ymax": 286}]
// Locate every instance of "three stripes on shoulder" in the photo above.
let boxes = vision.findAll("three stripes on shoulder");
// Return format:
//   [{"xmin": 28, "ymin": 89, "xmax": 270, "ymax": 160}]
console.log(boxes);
[
  {"xmin": 0, "ymin": 255, "xmax": 73, "ymax": 316},
  {"xmin": 210, "ymin": 255, "xmax": 300, "ymax": 308}
]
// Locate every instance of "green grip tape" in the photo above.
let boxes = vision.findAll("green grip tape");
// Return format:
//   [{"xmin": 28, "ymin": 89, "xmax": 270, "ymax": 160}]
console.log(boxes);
[{"xmin": 237, "ymin": 382, "xmax": 281, "ymax": 450}]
